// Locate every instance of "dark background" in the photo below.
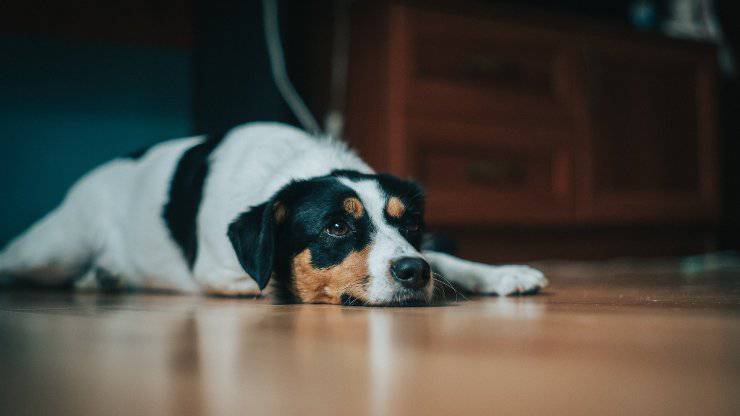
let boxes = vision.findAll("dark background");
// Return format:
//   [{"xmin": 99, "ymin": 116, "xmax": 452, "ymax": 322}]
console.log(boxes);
[{"xmin": 1, "ymin": 0, "xmax": 738, "ymax": 255}]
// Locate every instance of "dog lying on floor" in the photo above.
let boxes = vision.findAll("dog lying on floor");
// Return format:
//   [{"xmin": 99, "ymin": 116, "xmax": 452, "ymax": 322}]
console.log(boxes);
[{"xmin": 0, "ymin": 123, "xmax": 547, "ymax": 305}]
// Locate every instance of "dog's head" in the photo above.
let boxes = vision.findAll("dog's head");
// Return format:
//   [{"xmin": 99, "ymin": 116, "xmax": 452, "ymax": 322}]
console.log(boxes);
[{"xmin": 227, "ymin": 170, "xmax": 431, "ymax": 306}]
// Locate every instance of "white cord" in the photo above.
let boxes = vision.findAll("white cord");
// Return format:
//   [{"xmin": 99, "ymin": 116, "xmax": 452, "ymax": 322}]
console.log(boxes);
[
  {"xmin": 262, "ymin": 0, "xmax": 322, "ymax": 135},
  {"xmin": 325, "ymin": 0, "xmax": 351, "ymax": 138}
]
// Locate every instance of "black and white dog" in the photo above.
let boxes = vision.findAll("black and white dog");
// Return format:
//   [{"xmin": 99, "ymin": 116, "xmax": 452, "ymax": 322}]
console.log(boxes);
[{"xmin": 0, "ymin": 123, "xmax": 547, "ymax": 305}]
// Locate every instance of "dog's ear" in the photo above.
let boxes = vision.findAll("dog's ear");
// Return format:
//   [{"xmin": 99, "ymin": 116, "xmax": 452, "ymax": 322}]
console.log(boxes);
[{"xmin": 227, "ymin": 201, "xmax": 284, "ymax": 290}]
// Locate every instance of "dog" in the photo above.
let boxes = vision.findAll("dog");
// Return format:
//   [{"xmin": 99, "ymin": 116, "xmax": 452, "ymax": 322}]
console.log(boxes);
[{"xmin": 0, "ymin": 123, "xmax": 547, "ymax": 305}]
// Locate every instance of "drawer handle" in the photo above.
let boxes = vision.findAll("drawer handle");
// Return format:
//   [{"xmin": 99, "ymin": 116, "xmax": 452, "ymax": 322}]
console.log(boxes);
[
  {"xmin": 465, "ymin": 160, "xmax": 526, "ymax": 184},
  {"xmin": 463, "ymin": 56, "xmax": 520, "ymax": 79}
]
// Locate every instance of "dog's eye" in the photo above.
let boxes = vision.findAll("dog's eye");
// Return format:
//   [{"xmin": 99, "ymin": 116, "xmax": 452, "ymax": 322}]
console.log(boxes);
[{"xmin": 325, "ymin": 221, "xmax": 351, "ymax": 237}]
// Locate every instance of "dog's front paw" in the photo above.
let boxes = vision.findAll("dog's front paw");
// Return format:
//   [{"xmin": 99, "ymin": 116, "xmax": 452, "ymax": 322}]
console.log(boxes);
[{"xmin": 477, "ymin": 265, "xmax": 548, "ymax": 296}]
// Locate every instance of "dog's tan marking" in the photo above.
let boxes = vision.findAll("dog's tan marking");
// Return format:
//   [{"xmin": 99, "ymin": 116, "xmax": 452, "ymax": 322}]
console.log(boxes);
[
  {"xmin": 386, "ymin": 197, "xmax": 406, "ymax": 218},
  {"xmin": 292, "ymin": 246, "xmax": 370, "ymax": 304},
  {"xmin": 342, "ymin": 197, "xmax": 364, "ymax": 218},
  {"xmin": 273, "ymin": 202, "xmax": 286, "ymax": 224}
]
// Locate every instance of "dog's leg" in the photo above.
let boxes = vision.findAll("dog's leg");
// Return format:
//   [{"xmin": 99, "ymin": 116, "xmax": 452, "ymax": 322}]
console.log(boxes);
[
  {"xmin": 193, "ymin": 254, "xmax": 262, "ymax": 297},
  {"xmin": 0, "ymin": 206, "xmax": 94, "ymax": 285},
  {"xmin": 422, "ymin": 251, "xmax": 548, "ymax": 296},
  {"xmin": 194, "ymin": 266, "xmax": 262, "ymax": 296},
  {"xmin": 201, "ymin": 279, "xmax": 262, "ymax": 297}
]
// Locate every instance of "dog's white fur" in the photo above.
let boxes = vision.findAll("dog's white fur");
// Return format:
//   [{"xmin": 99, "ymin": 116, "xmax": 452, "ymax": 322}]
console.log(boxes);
[{"xmin": 0, "ymin": 123, "xmax": 547, "ymax": 300}]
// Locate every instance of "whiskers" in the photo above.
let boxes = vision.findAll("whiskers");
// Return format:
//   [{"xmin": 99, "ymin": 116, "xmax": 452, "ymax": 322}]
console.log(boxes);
[
  {"xmin": 338, "ymin": 279, "xmax": 370, "ymax": 306},
  {"xmin": 432, "ymin": 272, "xmax": 467, "ymax": 303},
  {"xmin": 337, "ymin": 274, "xmax": 463, "ymax": 307}
]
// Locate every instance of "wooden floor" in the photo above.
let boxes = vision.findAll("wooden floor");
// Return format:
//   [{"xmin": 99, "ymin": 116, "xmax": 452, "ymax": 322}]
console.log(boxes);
[{"xmin": 1, "ymin": 261, "xmax": 738, "ymax": 416}]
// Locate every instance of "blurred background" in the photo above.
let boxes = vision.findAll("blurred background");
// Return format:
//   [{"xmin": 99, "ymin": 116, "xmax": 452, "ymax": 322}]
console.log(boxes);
[{"xmin": 1, "ymin": 0, "xmax": 738, "ymax": 264}]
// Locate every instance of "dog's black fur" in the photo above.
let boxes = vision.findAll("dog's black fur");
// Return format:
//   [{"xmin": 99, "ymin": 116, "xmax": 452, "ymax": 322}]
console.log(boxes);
[{"xmin": 163, "ymin": 130, "xmax": 228, "ymax": 268}]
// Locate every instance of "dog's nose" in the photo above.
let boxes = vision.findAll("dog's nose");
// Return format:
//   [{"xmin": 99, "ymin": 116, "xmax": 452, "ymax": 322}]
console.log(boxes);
[{"xmin": 390, "ymin": 257, "xmax": 431, "ymax": 289}]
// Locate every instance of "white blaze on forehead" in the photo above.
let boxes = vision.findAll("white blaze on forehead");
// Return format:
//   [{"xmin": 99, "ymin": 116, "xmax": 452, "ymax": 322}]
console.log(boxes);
[
  {"xmin": 337, "ymin": 178, "xmax": 387, "ymax": 227},
  {"xmin": 337, "ymin": 177, "xmax": 425, "ymax": 303}
]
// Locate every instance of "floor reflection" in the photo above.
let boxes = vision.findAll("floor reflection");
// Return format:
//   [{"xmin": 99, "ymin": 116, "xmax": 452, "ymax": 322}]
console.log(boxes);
[
  {"xmin": 369, "ymin": 311, "xmax": 393, "ymax": 416},
  {"xmin": 0, "ymin": 267, "xmax": 738, "ymax": 416}
]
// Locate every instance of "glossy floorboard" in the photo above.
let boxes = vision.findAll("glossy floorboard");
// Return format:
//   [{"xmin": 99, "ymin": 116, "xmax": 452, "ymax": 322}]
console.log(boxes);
[{"xmin": 1, "ymin": 263, "xmax": 738, "ymax": 416}]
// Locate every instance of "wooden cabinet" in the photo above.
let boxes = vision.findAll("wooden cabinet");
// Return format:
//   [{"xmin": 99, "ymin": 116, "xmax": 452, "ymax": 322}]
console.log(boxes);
[
  {"xmin": 575, "ymin": 43, "xmax": 718, "ymax": 223},
  {"xmin": 344, "ymin": 2, "xmax": 719, "ymax": 260}
]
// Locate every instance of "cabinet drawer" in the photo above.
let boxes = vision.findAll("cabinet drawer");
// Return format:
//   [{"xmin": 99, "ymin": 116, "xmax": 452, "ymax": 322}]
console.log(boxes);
[
  {"xmin": 407, "ymin": 8, "xmax": 575, "ymax": 127},
  {"xmin": 420, "ymin": 147, "xmax": 553, "ymax": 193},
  {"xmin": 410, "ymin": 121, "xmax": 574, "ymax": 225}
]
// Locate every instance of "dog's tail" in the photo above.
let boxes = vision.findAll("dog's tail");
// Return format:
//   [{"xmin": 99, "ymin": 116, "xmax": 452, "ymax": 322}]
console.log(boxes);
[{"xmin": 0, "ymin": 204, "xmax": 94, "ymax": 287}]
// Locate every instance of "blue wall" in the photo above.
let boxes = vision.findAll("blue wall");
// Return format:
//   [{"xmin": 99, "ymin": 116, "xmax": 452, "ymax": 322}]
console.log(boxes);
[{"xmin": 0, "ymin": 37, "xmax": 193, "ymax": 245}]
